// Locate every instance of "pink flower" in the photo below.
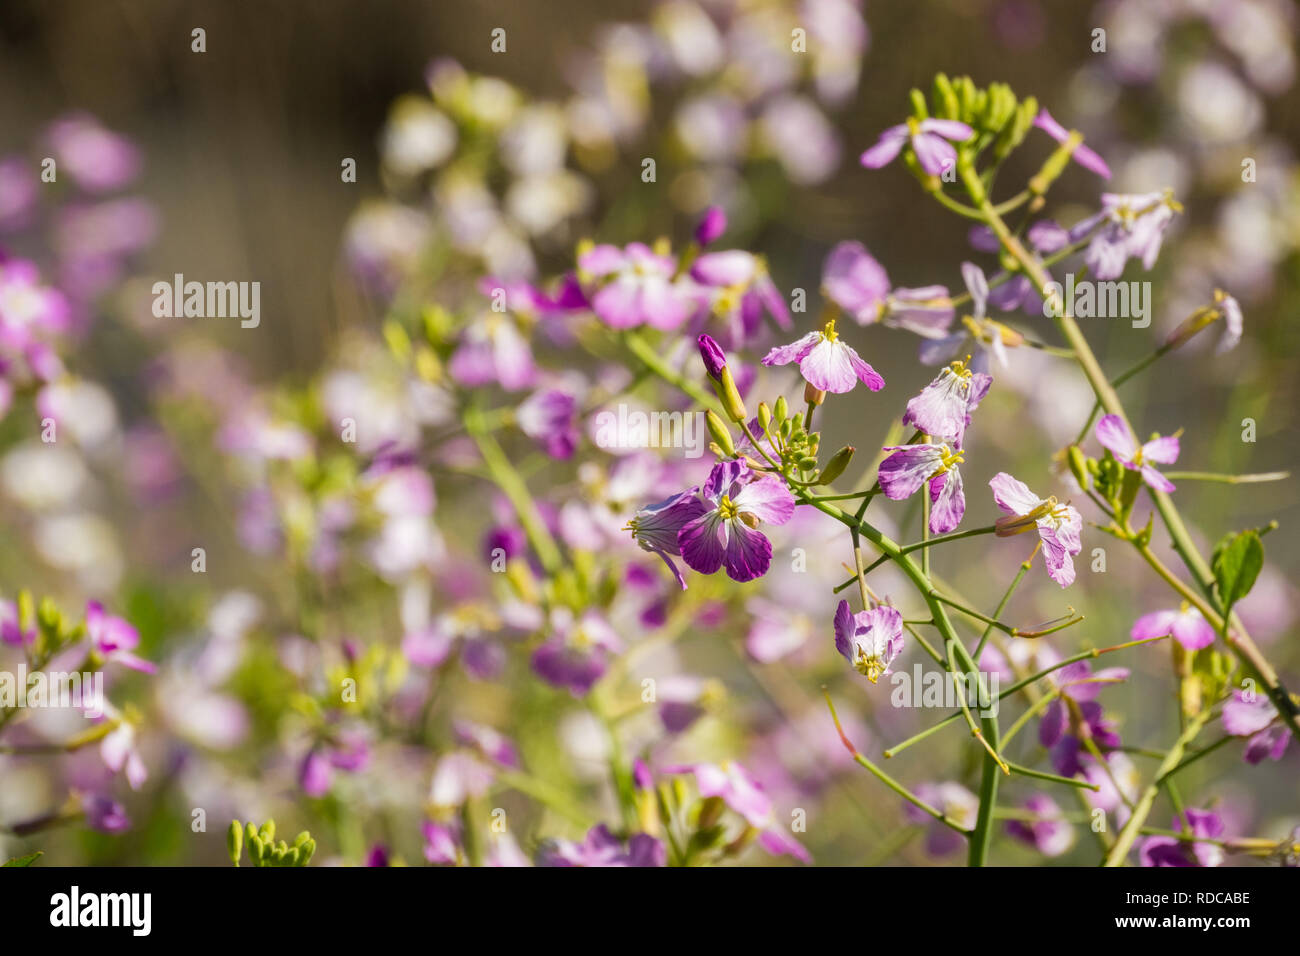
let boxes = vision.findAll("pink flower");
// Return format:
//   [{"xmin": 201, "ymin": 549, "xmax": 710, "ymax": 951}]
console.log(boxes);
[
  {"xmin": 1131, "ymin": 605, "xmax": 1215, "ymax": 651},
  {"xmin": 903, "ymin": 359, "xmax": 992, "ymax": 446},
  {"xmin": 989, "ymin": 472, "xmax": 1083, "ymax": 588},
  {"xmin": 833, "ymin": 600, "xmax": 904, "ymax": 683},
  {"xmin": 667, "ymin": 761, "xmax": 810, "ymax": 863},
  {"xmin": 1033, "ymin": 108, "xmax": 1111, "ymax": 179},
  {"xmin": 1095, "ymin": 414, "xmax": 1180, "ymax": 493},
  {"xmin": 860, "ymin": 117, "xmax": 973, "ymax": 176},
  {"xmin": 877, "ymin": 443, "xmax": 965, "ymax": 534},
  {"xmin": 579, "ymin": 242, "xmax": 695, "ymax": 331},
  {"xmin": 1221, "ymin": 690, "xmax": 1292, "ymax": 764},
  {"xmin": 86, "ymin": 601, "xmax": 156, "ymax": 674},
  {"xmin": 761, "ymin": 319, "xmax": 884, "ymax": 394}
]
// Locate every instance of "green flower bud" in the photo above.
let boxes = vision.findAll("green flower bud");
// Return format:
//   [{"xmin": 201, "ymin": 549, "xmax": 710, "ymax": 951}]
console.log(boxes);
[
  {"xmin": 227, "ymin": 820, "xmax": 243, "ymax": 866},
  {"xmin": 909, "ymin": 87, "xmax": 928, "ymax": 120},
  {"xmin": 249, "ymin": 833, "xmax": 265, "ymax": 866},
  {"xmin": 818, "ymin": 446, "xmax": 855, "ymax": 485},
  {"xmin": 296, "ymin": 839, "xmax": 316, "ymax": 866},
  {"xmin": 1067, "ymin": 446, "xmax": 1090, "ymax": 490},
  {"xmin": 932, "ymin": 73, "xmax": 959, "ymax": 120},
  {"xmin": 773, "ymin": 395, "xmax": 789, "ymax": 423},
  {"xmin": 706, "ymin": 410, "xmax": 737, "ymax": 458},
  {"xmin": 757, "ymin": 402, "xmax": 772, "ymax": 434},
  {"xmin": 711, "ymin": 366, "xmax": 748, "ymax": 423},
  {"xmin": 293, "ymin": 831, "xmax": 312, "ymax": 848},
  {"xmin": 258, "ymin": 819, "xmax": 276, "ymax": 843}
]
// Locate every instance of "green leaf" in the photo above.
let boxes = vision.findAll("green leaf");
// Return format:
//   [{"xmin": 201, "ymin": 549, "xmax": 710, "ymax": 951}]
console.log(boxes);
[
  {"xmin": 3, "ymin": 851, "xmax": 43, "ymax": 867},
  {"xmin": 1211, "ymin": 530, "xmax": 1264, "ymax": 609}
]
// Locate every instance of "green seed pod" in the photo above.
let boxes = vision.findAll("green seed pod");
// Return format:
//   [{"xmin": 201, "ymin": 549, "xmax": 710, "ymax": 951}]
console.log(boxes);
[
  {"xmin": 227, "ymin": 820, "xmax": 244, "ymax": 867},
  {"xmin": 818, "ymin": 446, "xmax": 855, "ymax": 485},
  {"xmin": 706, "ymin": 410, "xmax": 736, "ymax": 458}
]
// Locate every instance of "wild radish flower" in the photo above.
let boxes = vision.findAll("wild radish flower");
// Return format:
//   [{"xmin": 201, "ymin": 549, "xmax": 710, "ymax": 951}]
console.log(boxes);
[
  {"xmin": 1005, "ymin": 794, "xmax": 1075, "ymax": 857},
  {"xmin": 1222, "ymin": 689, "xmax": 1292, "ymax": 765},
  {"xmin": 626, "ymin": 489, "xmax": 707, "ymax": 590},
  {"xmin": 537, "ymin": 824, "xmax": 665, "ymax": 867},
  {"xmin": 1039, "ymin": 660, "xmax": 1128, "ymax": 777},
  {"xmin": 904, "ymin": 358, "xmax": 992, "ymax": 446},
  {"xmin": 1131, "ymin": 604, "xmax": 1215, "ymax": 651},
  {"xmin": 1075, "ymin": 191, "xmax": 1180, "ymax": 281},
  {"xmin": 667, "ymin": 761, "xmax": 810, "ymax": 862},
  {"xmin": 1139, "ymin": 810, "xmax": 1226, "ymax": 867},
  {"xmin": 1033, "ymin": 108, "xmax": 1111, "ymax": 179},
  {"xmin": 530, "ymin": 607, "xmax": 623, "ymax": 696},
  {"xmin": 82, "ymin": 793, "xmax": 130, "ymax": 834},
  {"xmin": 1095, "ymin": 414, "xmax": 1180, "ymax": 492},
  {"xmin": 860, "ymin": 117, "xmax": 974, "ymax": 176},
  {"xmin": 86, "ymin": 601, "xmax": 156, "ymax": 674},
  {"xmin": 761, "ymin": 318, "xmax": 885, "ymax": 394},
  {"xmin": 821, "ymin": 241, "xmax": 891, "ymax": 325},
  {"xmin": 989, "ymin": 472, "xmax": 1082, "ymax": 588},
  {"xmin": 690, "ymin": 249, "xmax": 792, "ymax": 343},
  {"xmin": 101, "ymin": 718, "xmax": 147, "ymax": 790},
  {"xmin": 885, "ymin": 284, "xmax": 956, "ymax": 340},
  {"xmin": 877, "ymin": 442, "xmax": 966, "ymax": 534},
  {"xmin": 422, "ymin": 820, "xmax": 463, "ymax": 865},
  {"xmin": 694, "ymin": 205, "xmax": 727, "ymax": 245},
  {"xmin": 517, "ymin": 387, "xmax": 579, "ymax": 459},
  {"xmin": 905, "ymin": 783, "xmax": 979, "ymax": 857},
  {"xmin": 299, "ymin": 729, "xmax": 372, "ymax": 797},
  {"xmin": 678, "ymin": 459, "xmax": 796, "ymax": 583},
  {"xmin": 920, "ymin": 263, "xmax": 1020, "ymax": 372},
  {"xmin": 447, "ymin": 312, "xmax": 536, "ymax": 390},
  {"xmin": 577, "ymin": 241, "xmax": 695, "ymax": 331},
  {"xmin": 833, "ymin": 599, "xmax": 904, "ymax": 684}
]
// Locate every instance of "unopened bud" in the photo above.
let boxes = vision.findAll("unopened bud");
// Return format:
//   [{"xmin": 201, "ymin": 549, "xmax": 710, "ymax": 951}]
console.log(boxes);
[
  {"xmin": 1066, "ymin": 445, "xmax": 1090, "ymax": 490},
  {"xmin": 706, "ymin": 410, "xmax": 737, "ymax": 458},
  {"xmin": 804, "ymin": 382, "xmax": 826, "ymax": 407},
  {"xmin": 714, "ymin": 366, "xmax": 748, "ymax": 423}
]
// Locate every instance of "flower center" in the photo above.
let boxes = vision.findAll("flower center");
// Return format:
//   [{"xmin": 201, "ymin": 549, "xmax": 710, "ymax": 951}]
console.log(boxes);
[
  {"xmin": 822, "ymin": 318, "xmax": 839, "ymax": 343},
  {"xmin": 906, "ymin": 116, "xmax": 921, "ymax": 137},
  {"xmin": 854, "ymin": 645, "xmax": 886, "ymax": 683},
  {"xmin": 717, "ymin": 495, "xmax": 739, "ymax": 520},
  {"xmin": 936, "ymin": 444, "xmax": 964, "ymax": 474}
]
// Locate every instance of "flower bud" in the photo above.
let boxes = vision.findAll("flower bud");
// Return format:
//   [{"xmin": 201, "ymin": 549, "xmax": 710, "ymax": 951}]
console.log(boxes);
[
  {"xmin": 1066, "ymin": 445, "xmax": 1090, "ymax": 490},
  {"xmin": 706, "ymin": 410, "xmax": 737, "ymax": 458},
  {"xmin": 818, "ymin": 446, "xmax": 855, "ymax": 485},
  {"xmin": 227, "ymin": 820, "xmax": 243, "ymax": 866},
  {"xmin": 804, "ymin": 382, "xmax": 826, "ymax": 407},
  {"xmin": 757, "ymin": 402, "xmax": 772, "ymax": 434},
  {"xmin": 697, "ymin": 333, "xmax": 727, "ymax": 381},
  {"xmin": 773, "ymin": 395, "xmax": 789, "ymax": 423},
  {"xmin": 714, "ymin": 366, "xmax": 747, "ymax": 423},
  {"xmin": 694, "ymin": 205, "xmax": 727, "ymax": 245}
]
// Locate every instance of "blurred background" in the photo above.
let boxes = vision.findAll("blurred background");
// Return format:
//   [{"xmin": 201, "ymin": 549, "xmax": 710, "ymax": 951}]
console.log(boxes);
[{"xmin": 0, "ymin": 0, "xmax": 1297, "ymax": 865}]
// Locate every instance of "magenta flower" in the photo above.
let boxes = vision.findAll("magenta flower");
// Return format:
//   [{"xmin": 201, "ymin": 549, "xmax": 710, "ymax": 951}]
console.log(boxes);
[
  {"xmin": 101, "ymin": 720, "xmax": 147, "ymax": 790},
  {"xmin": 298, "ymin": 729, "xmax": 372, "ymax": 797},
  {"xmin": 1095, "ymin": 414, "xmax": 1180, "ymax": 493},
  {"xmin": 1131, "ymin": 604, "xmax": 1215, "ymax": 651},
  {"xmin": 877, "ymin": 443, "xmax": 965, "ymax": 534},
  {"xmin": 82, "ymin": 793, "xmax": 131, "ymax": 834},
  {"xmin": 1033, "ymin": 108, "xmax": 1111, "ymax": 179},
  {"xmin": 905, "ymin": 783, "xmax": 979, "ymax": 856},
  {"xmin": 517, "ymin": 387, "xmax": 579, "ymax": 459},
  {"xmin": 1038, "ymin": 661, "xmax": 1128, "ymax": 777},
  {"xmin": 626, "ymin": 489, "xmax": 708, "ymax": 590},
  {"xmin": 833, "ymin": 600, "xmax": 904, "ymax": 684},
  {"xmin": 761, "ymin": 319, "xmax": 884, "ymax": 394},
  {"xmin": 47, "ymin": 113, "xmax": 141, "ymax": 193},
  {"xmin": 690, "ymin": 249, "xmax": 792, "ymax": 343},
  {"xmin": 989, "ymin": 473, "xmax": 1083, "ymax": 588},
  {"xmin": 0, "ymin": 598, "xmax": 33, "ymax": 647},
  {"xmin": 860, "ymin": 117, "xmax": 973, "ymax": 176},
  {"xmin": 904, "ymin": 359, "xmax": 992, "ymax": 446},
  {"xmin": 86, "ymin": 601, "xmax": 156, "ymax": 674},
  {"xmin": 667, "ymin": 761, "xmax": 810, "ymax": 863},
  {"xmin": 694, "ymin": 205, "xmax": 727, "ymax": 245},
  {"xmin": 696, "ymin": 332, "xmax": 728, "ymax": 380},
  {"xmin": 1005, "ymin": 794, "xmax": 1075, "ymax": 857},
  {"xmin": 537, "ymin": 824, "xmax": 665, "ymax": 867},
  {"xmin": 1139, "ymin": 809, "xmax": 1225, "ymax": 867},
  {"xmin": 677, "ymin": 460, "xmax": 796, "ymax": 583},
  {"xmin": 447, "ymin": 314, "xmax": 536, "ymax": 391},
  {"xmin": 422, "ymin": 820, "xmax": 462, "ymax": 865},
  {"xmin": 530, "ymin": 608, "xmax": 623, "ymax": 696},
  {"xmin": 1222, "ymin": 689, "xmax": 1292, "ymax": 764},
  {"xmin": 579, "ymin": 241, "xmax": 694, "ymax": 331},
  {"xmin": 821, "ymin": 241, "xmax": 891, "ymax": 325}
]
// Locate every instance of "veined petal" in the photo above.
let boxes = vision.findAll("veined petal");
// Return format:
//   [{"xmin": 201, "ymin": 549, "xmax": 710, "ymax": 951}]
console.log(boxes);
[
  {"xmin": 678, "ymin": 511, "xmax": 728, "ymax": 575},
  {"xmin": 1140, "ymin": 464, "xmax": 1176, "ymax": 493},
  {"xmin": 762, "ymin": 331, "xmax": 821, "ymax": 367},
  {"xmin": 732, "ymin": 474, "xmax": 796, "ymax": 526},
  {"xmin": 1141, "ymin": 435, "xmax": 1180, "ymax": 465},
  {"xmin": 928, "ymin": 468, "xmax": 965, "ymax": 534},
  {"xmin": 723, "ymin": 519, "xmax": 773, "ymax": 582},
  {"xmin": 989, "ymin": 471, "xmax": 1043, "ymax": 516},
  {"xmin": 877, "ymin": 444, "xmax": 943, "ymax": 500},
  {"xmin": 859, "ymin": 125, "xmax": 908, "ymax": 168},
  {"xmin": 911, "ymin": 132, "xmax": 956, "ymax": 177},
  {"xmin": 1095, "ymin": 414, "xmax": 1137, "ymax": 462},
  {"xmin": 798, "ymin": 338, "xmax": 858, "ymax": 393}
]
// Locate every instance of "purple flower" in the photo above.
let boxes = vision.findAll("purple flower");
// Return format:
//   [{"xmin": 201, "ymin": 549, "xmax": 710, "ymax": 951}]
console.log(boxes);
[
  {"xmin": 517, "ymin": 387, "xmax": 579, "ymax": 459},
  {"xmin": 82, "ymin": 793, "xmax": 131, "ymax": 834},
  {"xmin": 761, "ymin": 319, "xmax": 884, "ymax": 394},
  {"xmin": 905, "ymin": 783, "xmax": 979, "ymax": 856},
  {"xmin": 1006, "ymin": 794, "xmax": 1075, "ymax": 857},
  {"xmin": 920, "ymin": 263, "xmax": 1016, "ymax": 372},
  {"xmin": 656, "ymin": 675, "xmax": 717, "ymax": 734},
  {"xmin": 429, "ymin": 751, "xmax": 495, "ymax": 808},
  {"xmin": 453, "ymin": 719, "xmax": 520, "ymax": 768},
  {"xmin": 1095, "ymin": 414, "xmax": 1180, "ymax": 493},
  {"xmin": 1038, "ymin": 661, "xmax": 1128, "ymax": 777},
  {"xmin": 860, "ymin": 117, "xmax": 974, "ymax": 176},
  {"xmin": 677, "ymin": 460, "xmax": 796, "ymax": 583},
  {"xmin": 530, "ymin": 608, "xmax": 623, "ymax": 696},
  {"xmin": 694, "ymin": 205, "xmax": 727, "ymax": 245},
  {"xmin": 298, "ymin": 729, "xmax": 371, "ymax": 797},
  {"xmin": 47, "ymin": 113, "xmax": 141, "ymax": 193},
  {"xmin": 833, "ymin": 600, "xmax": 904, "ymax": 684},
  {"xmin": 821, "ymin": 241, "xmax": 891, "ymax": 325},
  {"xmin": 1033, "ymin": 108, "xmax": 1111, "ymax": 179},
  {"xmin": 989, "ymin": 472, "xmax": 1083, "ymax": 588},
  {"xmin": 1131, "ymin": 605, "xmax": 1216, "ymax": 651},
  {"xmin": 626, "ymin": 489, "xmax": 708, "ymax": 590},
  {"xmin": 0, "ymin": 599, "xmax": 33, "ymax": 647},
  {"xmin": 537, "ymin": 824, "xmax": 666, "ymax": 867},
  {"xmin": 1075, "ymin": 192, "xmax": 1179, "ymax": 281},
  {"xmin": 885, "ymin": 284, "xmax": 955, "ymax": 340},
  {"xmin": 903, "ymin": 359, "xmax": 992, "ymax": 446},
  {"xmin": 877, "ymin": 443, "xmax": 965, "ymax": 534},
  {"xmin": 1222, "ymin": 689, "xmax": 1292, "ymax": 764},
  {"xmin": 86, "ymin": 601, "xmax": 156, "ymax": 674},
  {"xmin": 101, "ymin": 720, "xmax": 147, "ymax": 790},
  {"xmin": 1139, "ymin": 810, "xmax": 1225, "ymax": 867},
  {"xmin": 667, "ymin": 761, "xmax": 810, "ymax": 862},
  {"xmin": 579, "ymin": 241, "xmax": 695, "ymax": 331},
  {"xmin": 696, "ymin": 332, "xmax": 728, "ymax": 381}
]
